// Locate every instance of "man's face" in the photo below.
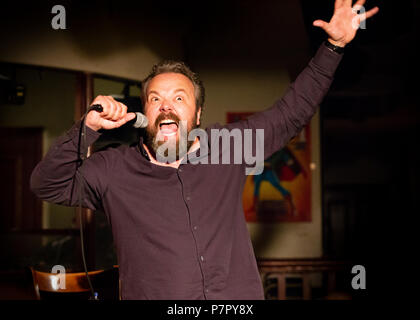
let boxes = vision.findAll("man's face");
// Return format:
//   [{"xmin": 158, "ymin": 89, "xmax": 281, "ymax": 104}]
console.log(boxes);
[{"xmin": 143, "ymin": 72, "xmax": 201, "ymax": 160}]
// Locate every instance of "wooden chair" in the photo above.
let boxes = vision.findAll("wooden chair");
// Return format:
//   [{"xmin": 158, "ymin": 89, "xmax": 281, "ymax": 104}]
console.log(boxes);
[
  {"xmin": 30, "ymin": 267, "xmax": 119, "ymax": 300},
  {"xmin": 258, "ymin": 258, "xmax": 350, "ymax": 300}
]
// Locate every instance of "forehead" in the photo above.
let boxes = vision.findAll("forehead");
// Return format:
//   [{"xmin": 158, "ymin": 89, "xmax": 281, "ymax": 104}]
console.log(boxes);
[{"xmin": 146, "ymin": 72, "xmax": 194, "ymax": 95}]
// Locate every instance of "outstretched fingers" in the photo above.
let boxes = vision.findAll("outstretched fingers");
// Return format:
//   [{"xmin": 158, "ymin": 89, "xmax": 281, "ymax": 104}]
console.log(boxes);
[
  {"xmin": 343, "ymin": 0, "xmax": 353, "ymax": 7},
  {"xmin": 354, "ymin": 0, "xmax": 366, "ymax": 7},
  {"xmin": 354, "ymin": 0, "xmax": 379, "ymax": 20},
  {"xmin": 334, "ymin": 0, "xmax": 344, "ymax": 10},
  {"xmin": 364, "ymin": 6, "xmax": 379, "ymax": 19}
]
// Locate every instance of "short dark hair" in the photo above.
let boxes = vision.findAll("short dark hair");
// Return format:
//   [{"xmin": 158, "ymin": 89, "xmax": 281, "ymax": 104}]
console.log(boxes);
[{"xmin": 141, "ymin": 60, "xmax": 205, "ymax": 112}]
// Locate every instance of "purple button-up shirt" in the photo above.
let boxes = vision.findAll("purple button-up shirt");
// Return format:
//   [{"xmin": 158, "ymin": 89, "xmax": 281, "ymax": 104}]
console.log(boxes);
[{"xmin": 30, "ymin": 43, "xmax": 342, "ymax": 299}]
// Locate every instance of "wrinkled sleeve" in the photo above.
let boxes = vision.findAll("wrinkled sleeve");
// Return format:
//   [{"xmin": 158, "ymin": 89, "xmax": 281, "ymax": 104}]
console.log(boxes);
[
  {"xmin": 30, "ymin": 120, "xmax": 107, "ymax": 211},
  {"xmin": 210, "ymin": 43, "xmax": 343, "ymax": 161}
]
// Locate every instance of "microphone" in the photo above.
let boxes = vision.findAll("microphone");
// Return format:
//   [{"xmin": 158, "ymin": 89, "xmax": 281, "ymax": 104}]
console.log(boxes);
[{"xmin": 89, "ymin": 104, "xmax": 148, "ymax": 128}]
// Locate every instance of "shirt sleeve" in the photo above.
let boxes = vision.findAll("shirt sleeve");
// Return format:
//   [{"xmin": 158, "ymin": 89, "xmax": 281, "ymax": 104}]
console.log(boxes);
[
  {"xmin": 30, "ymin": 120, "xmax": 107, "ymax": 211},
  {"xmin": 210, "ymin": 42, "xmax": 343, "ymax": 161}
]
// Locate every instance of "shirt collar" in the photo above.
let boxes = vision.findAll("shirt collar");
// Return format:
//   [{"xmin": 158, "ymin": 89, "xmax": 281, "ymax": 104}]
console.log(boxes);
[{"xmin": 137, "ymin": 136, "xmax": 151, "ymax": 161}]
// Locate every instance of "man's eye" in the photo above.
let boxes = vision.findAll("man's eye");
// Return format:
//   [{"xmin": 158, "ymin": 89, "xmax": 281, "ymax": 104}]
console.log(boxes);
[
  {"xmin": 151, "ymin": 97, "xmax": 159, "ymax": 102},
  {"xmin": 176, "ymin": 96, "xmax": 183, "ymax": 101}
]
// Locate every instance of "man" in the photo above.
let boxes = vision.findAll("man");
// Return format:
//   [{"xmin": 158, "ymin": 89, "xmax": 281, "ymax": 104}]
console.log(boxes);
[{"xmin": 30, "ymin": 0, "xmax": 378, "ymax": 299}]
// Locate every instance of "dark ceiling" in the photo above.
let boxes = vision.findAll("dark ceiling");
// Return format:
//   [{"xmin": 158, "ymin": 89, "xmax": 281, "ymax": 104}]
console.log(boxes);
[
  {"xmin": 300, "ymin": 0, "xmax": 418, "ymax": 132},
  {"xmin": 1, "ymin": 0, "xmax": 418, "ymax": 125}
]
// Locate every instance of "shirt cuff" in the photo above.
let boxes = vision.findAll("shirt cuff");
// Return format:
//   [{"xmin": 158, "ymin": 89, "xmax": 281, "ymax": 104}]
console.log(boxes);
[{"xmin": 312, "ymin": 42, "xmax": 344, "ymax": 76}]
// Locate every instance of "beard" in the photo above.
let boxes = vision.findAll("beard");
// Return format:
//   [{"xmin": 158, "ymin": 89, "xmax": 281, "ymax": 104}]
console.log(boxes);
[{"xmin": 144, "ymin": 111, "xmax": 198, "ymax": 162}]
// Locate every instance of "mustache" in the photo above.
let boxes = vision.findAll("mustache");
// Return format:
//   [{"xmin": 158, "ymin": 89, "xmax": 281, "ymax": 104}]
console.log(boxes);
[{"xmin": 153, "ymin": 112, "xmax": 181, "ymax": 128}]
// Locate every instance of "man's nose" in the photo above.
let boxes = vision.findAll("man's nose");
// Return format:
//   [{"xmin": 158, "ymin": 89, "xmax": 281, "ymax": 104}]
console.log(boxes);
[{"xmin": 159, "ymin": 100, "xmax": 173, "ymax": 113}]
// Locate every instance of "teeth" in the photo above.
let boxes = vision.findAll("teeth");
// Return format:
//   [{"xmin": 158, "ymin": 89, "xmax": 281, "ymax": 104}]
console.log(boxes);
[{"xmin": 159, "ymin": 120, "xmax": 178, "ymax": 127}]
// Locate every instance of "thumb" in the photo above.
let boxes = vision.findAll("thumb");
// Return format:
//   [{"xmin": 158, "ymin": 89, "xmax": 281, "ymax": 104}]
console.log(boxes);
[
  {"xmin": 313, "ymin": 19, "xmax": 328, "ymax": 30},
  {"xmin": 125, "ymin": 112, "xmax": 136, "ymax": 122},
  {"xmin": 112, "ymin": 112, "xmax": 136, "ymax": 128}
]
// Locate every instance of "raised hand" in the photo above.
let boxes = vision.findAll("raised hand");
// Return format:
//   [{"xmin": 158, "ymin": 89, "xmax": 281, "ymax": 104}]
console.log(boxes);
[{"xmin": 313, "ymin": 0, "xmax": 379, "ymax": 47}]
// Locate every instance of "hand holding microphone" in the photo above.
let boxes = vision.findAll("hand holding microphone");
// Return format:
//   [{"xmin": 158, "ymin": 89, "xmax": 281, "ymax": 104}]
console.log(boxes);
[{"xmin": 85, "ymin": 95, "xmax": 148, "ymax": 131}]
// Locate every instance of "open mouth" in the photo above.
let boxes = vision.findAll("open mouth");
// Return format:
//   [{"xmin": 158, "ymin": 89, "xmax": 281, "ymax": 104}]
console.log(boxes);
[{"xmin": 159, "ymin": 119, "xmax": 179, "ymax": 136}]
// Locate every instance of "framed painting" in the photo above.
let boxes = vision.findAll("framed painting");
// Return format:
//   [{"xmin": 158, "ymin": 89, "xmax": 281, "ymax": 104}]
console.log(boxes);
[{"xmin": 227, "ymin": 112, "xmax": 311, "ymax": 223}]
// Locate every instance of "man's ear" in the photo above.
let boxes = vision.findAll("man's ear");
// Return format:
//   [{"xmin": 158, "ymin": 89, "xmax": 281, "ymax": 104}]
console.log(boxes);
[{"xmin": 196, "ymin": 107, "xmax": 202, "ymax": 126}]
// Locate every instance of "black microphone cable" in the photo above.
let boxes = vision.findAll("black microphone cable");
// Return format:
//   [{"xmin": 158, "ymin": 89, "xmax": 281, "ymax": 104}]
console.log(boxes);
[
  {"xmin": 76, "ymin": 104, "xmax": 102, "ymax": 301},
  {"xmin": 76, "ymin": 103, "xmax": 146, "ymax": 300}
]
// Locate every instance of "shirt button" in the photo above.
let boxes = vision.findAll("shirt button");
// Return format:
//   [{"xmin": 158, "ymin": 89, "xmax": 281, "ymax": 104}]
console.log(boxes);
[
  {"xmin": 186, "ymin": 196, "xmax": 191, "ymax": 201},
  {"xmin": 193, "ymin": 226, "xmax": 198, "ymax": 231},
  {"xmin": 205, "ymin": 289, "xmax": 209, "ymax": 293},
  {"xmin": 200, "ymin": 255, "xmax": 204, "ymax": 262},
  {"xmin": 179, "ymin": 168, "xmax": 183, "ymax": 172}
]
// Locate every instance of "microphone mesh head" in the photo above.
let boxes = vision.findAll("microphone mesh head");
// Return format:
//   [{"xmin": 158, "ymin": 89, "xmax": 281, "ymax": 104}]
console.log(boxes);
[{"xmin": 133, "ymin": 113, "xmax": 148, "ymax": 128}]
